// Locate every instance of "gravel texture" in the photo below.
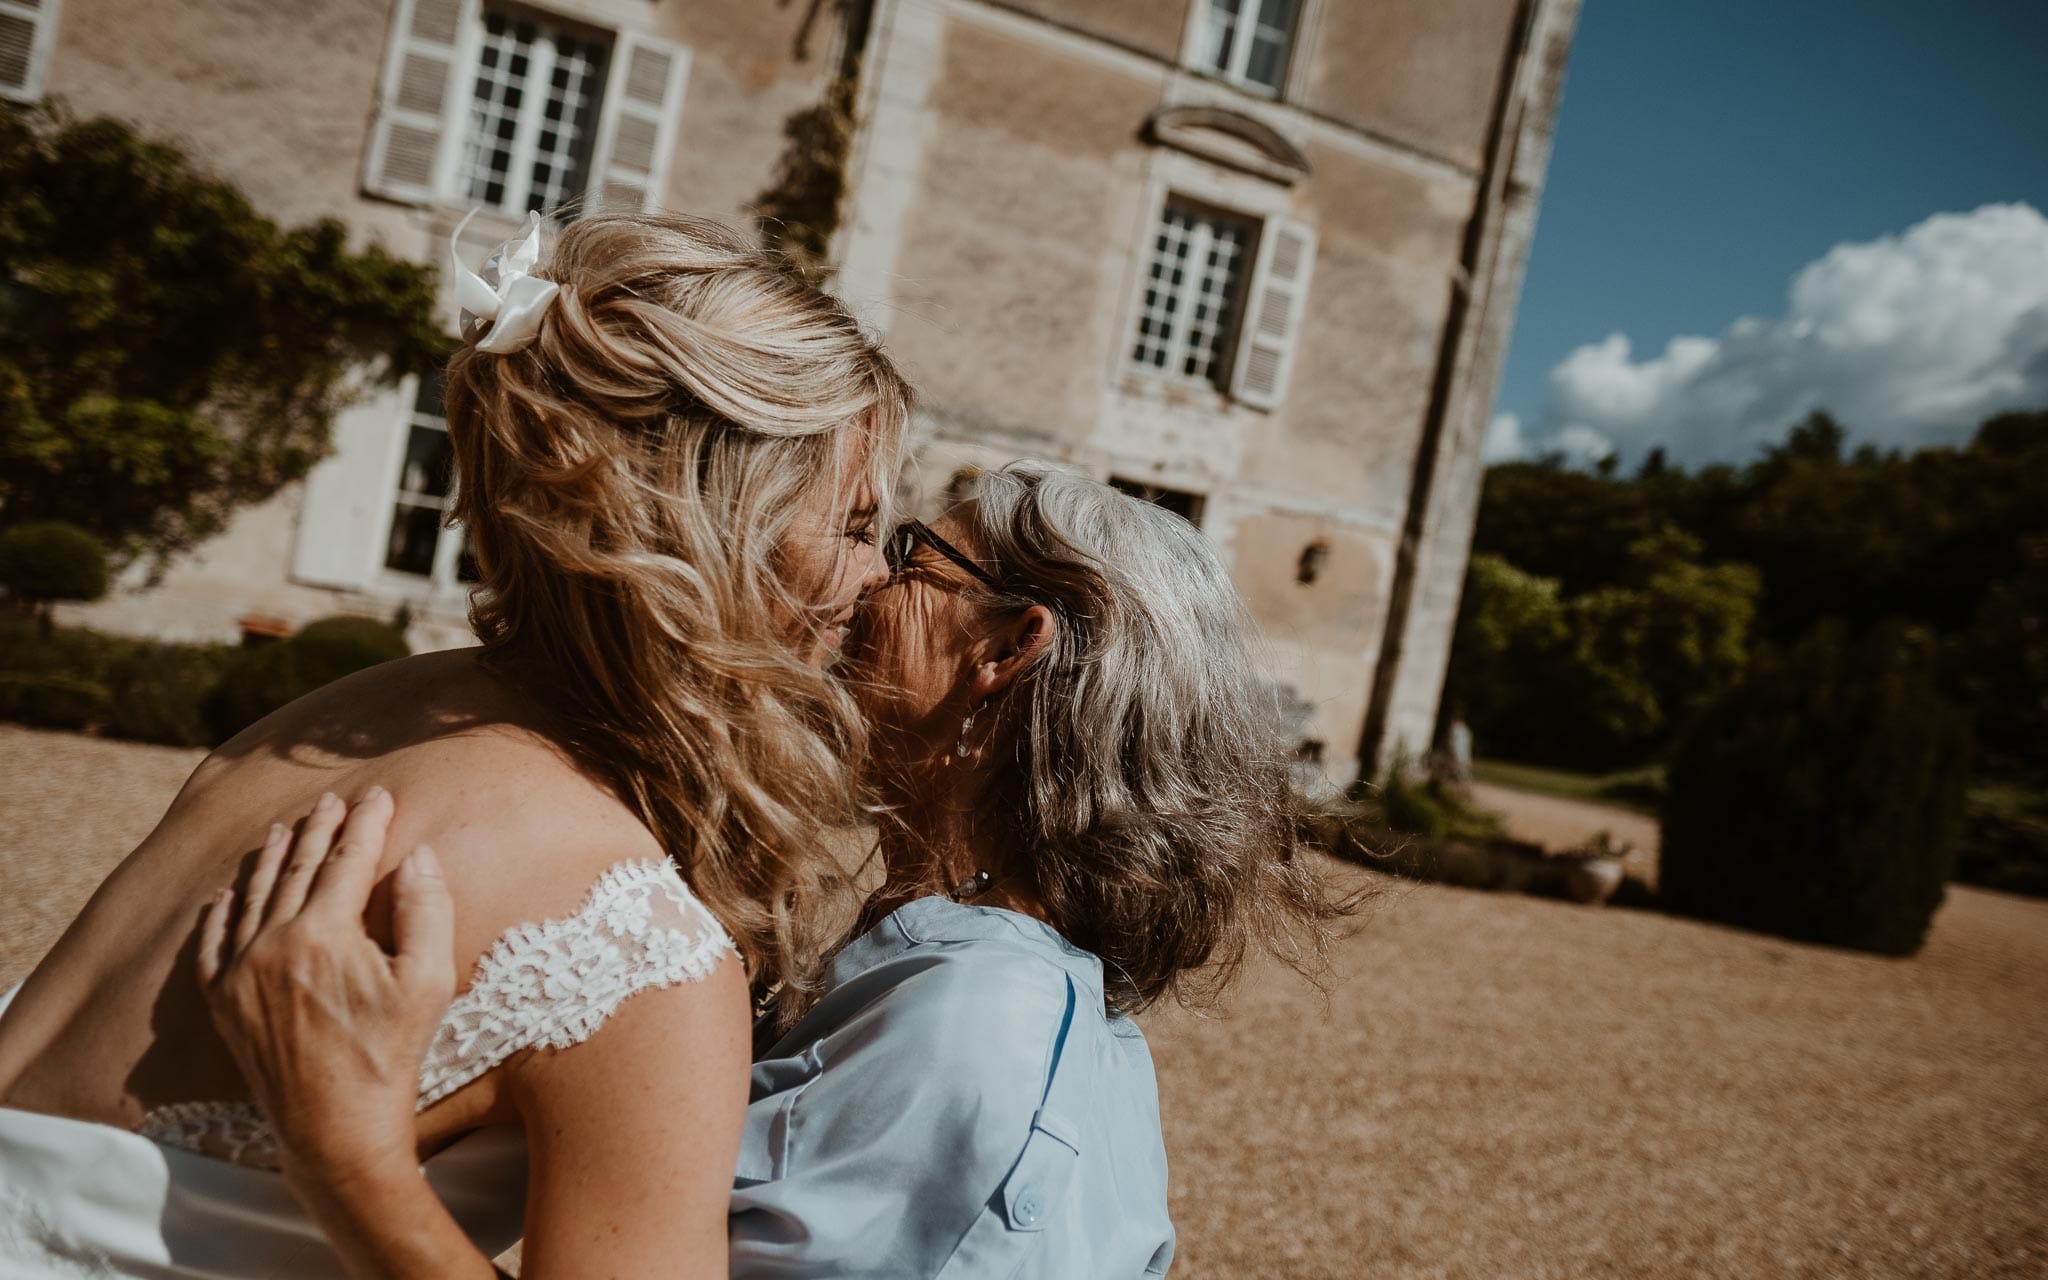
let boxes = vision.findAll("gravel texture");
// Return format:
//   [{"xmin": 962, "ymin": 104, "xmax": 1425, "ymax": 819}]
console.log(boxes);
[
  {"xmin": 2, "ymin": 724, "xmax": 2042, "ymax": 1278},
  {"xmin": 1, "ymin": 725, "xmax": 206, "ymax": 985}
]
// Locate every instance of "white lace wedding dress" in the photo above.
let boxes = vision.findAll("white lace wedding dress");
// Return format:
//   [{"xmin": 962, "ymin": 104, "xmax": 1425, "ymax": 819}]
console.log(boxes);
[{"xmin": 0, "ymin": 859, "xmax": 734, "ymax": 1278}]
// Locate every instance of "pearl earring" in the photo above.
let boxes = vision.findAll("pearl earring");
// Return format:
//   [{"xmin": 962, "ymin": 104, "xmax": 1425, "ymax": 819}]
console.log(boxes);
[{"xmin": 955, "ymin": 703, "xmax": 978, "ymax": 758}]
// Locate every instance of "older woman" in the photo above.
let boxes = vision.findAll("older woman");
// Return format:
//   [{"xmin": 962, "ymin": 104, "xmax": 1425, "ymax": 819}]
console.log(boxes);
[{"xmin": 199, "ymin": 464, "xmax": 1350, "ymax": 1278}]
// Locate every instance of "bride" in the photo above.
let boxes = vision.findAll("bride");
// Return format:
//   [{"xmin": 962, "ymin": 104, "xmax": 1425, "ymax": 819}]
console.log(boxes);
[{"xmin": 0, "ymin": 210, "xmax": 911, "ymax": 1278}]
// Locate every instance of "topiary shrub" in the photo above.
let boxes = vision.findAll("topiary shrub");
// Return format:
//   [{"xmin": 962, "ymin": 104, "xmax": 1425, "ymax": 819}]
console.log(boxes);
[
  {"xmin": 105, "ymin": 640, "xmax": 237, "ymax": 747},
  {"xmin": 0, "ymin": 522, "xmax": 110, "ymax": 618},
  {"xmin": 0, "ymin": 614, "xmax": 128, "ymax": 678},
  {"xmin": 1659, "ymin": 621, "xmax": 1968, "ymax": 955},
  {"xmin": 289, "ymin": 616, "xmax": 412, "ymax": 682},
  {"xmin": 0, "ymin": 672, "xmax": 112, "ymax": 730},
  {"xmin": 0, "ymin": 617, "xmax": 238, "ymax": 743},
  {"xmin": 203, "ymin": 643, "xmax": 300, "ymax": 744},
  {"xmin": 204, "ymin": 616, "xmax": 410, "ymax": 743}
]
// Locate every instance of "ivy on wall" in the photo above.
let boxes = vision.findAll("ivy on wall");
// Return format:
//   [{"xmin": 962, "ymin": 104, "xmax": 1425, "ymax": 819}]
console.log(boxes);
[{"xmin": 753, "ymin": 0, "xmax": 874, "ymax": 282}]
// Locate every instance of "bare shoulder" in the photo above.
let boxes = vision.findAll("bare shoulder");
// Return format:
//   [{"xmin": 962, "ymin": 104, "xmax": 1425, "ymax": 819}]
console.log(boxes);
[
  {"xmin": 163, "ymin": 646, "xmax": 734, "ymax": 1019},
  {"xmin": 221, "ymin": 648, "xmax": 692, "ymax": 968},
  {"xmin": 374, "ymin": 734, "xmax": 680, "ymax": 973}
]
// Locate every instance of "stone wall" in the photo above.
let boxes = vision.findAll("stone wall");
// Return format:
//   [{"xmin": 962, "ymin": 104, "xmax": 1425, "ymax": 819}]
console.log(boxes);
[
  {"xmin": 34, "ymin": 0, "xmax": 1577, "ymax": 782},
  {"xmin": 837, "ymin": 0, "xmax": 1554, "ymax": 781}
]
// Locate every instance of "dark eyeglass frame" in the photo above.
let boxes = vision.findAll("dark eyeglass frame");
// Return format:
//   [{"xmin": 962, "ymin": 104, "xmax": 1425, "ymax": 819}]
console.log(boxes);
[{"xmin": 886, "ymin": 519, "xmax": 1005, "ymax": 591}]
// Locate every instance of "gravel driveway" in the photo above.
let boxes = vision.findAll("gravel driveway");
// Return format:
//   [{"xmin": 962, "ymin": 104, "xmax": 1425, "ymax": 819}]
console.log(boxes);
[
  {"xmin": 1, "ymin": 725, "xmax": 205, "ymax": 985},
  {"xmin": 3, "ymin": 723, "xmax": 2043, "ymax": 1278}
]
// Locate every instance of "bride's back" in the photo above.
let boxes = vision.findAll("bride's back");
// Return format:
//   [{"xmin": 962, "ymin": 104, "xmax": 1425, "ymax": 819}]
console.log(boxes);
[
  {"xmin": 0, "ymin": 208, "xmax": 912, "ymax": 1171},
  {"xmin": 0, "ymin": 646, "xmax": 661, "ymax": 1150}
]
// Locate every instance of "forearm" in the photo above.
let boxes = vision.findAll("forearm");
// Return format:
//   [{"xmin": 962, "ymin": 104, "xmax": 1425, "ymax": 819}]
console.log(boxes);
[{"xmin": 282, "ymin": 1146, "xmax": 503, "ymax": 1280}]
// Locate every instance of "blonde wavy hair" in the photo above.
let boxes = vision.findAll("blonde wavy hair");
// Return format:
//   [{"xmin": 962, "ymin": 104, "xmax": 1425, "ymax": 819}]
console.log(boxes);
[{"xmin": 443, "ymin": 212, "xmax": 910, "ymax": 1003}]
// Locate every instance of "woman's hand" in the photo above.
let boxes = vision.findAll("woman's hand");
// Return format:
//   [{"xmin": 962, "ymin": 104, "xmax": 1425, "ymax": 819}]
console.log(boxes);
[
  {"xmin": 197, "ymin": 787, "xmax": 455, "ymax": 1188},
  {"xmin": 194, "ymin": 788, "xmax": 740, "ymax": 1280}
]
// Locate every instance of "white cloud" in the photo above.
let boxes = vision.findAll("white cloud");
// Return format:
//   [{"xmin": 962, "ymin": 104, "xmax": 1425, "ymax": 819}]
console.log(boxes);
[
  {"xmin": 1518, "ymin": 203, "xmax": 2048, "ymax": 466},
  {"xmin": 1554, "ymin": 423, "xmax": 1617, "ymax": 465},
  {"xmin": 1485, "ymin": 410, "xmax": 1612, "ymax": 467},
  {"xmin": 1483, "ymin": 411, "xmax": 1527, "ymax": 463}
]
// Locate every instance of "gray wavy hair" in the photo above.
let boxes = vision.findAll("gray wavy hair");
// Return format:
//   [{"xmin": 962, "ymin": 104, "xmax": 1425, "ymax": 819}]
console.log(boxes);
[{"xmin": 959, "ymin": 463, "xmax": 1353, "ymax": 1012}]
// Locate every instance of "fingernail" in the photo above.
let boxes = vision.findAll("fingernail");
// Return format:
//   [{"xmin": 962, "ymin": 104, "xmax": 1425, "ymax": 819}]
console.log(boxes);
[
  {"xmin": 365, "ymin": 784, "xmax": 387, "ymax": 801},
  {"xmin": 403, "ymin": 845, "xmax": 441, "ymax": 879},
  {"xmin": 267, "ymin": 822, "xmax": 287, "ymax": 844},
  {"xmin": 317, "ymin": 791, "xmax": 339, "ymax": 812}
]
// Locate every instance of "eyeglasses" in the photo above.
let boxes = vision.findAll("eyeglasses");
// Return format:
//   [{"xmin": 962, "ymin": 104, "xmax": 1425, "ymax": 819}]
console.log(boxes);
[{"xmin": 885, "ymin": 519, "xmax": 1004, "ymax": 591}]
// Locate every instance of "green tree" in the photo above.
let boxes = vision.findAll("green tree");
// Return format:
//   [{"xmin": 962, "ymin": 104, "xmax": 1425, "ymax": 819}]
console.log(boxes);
[
  {"xmin": 1464, "ymin": 406, "xmax": 2048, "ymax": 782},
  {"xmin": 1469, "ymin": 460, "xmax": 1663, "ymax": 595},
  {"xmin": 0, "ymin": 104, "xmax": 447, "ymax": 569},
  {"xmin": 1556, "ymin": 529, "xmax": 1759, "ymax": 766},
  {"xmin": 1441, "ymin": 553, "xmax": 1569, "ymax": 760},
  {"xmin": 1446, "ymin": 531, "xmax": 1758, "ymax": 769}
]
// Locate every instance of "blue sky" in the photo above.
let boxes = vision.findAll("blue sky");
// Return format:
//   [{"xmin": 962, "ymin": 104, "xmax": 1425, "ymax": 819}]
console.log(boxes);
[{"xmin": 1491, "ymin": 0, "xmax": 2048, "ymax": 467}]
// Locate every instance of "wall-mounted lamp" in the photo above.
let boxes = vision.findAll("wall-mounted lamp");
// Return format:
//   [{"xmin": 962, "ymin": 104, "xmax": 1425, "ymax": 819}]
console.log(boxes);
[{"xmin": 1297, "ymin": 539, "xmax": 1330, "ymax": 585}]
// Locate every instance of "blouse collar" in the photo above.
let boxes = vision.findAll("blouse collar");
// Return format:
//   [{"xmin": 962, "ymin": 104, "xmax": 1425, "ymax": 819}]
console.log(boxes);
[{"xmin": 834, "ymin": 895, "xmax": 1108, "ymax": 1005}]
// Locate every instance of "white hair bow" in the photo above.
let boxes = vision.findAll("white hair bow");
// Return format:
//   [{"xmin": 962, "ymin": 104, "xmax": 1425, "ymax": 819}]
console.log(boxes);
[{"xmin": 449, "ymin": 209, "xmax": 562, "ymax": 354}]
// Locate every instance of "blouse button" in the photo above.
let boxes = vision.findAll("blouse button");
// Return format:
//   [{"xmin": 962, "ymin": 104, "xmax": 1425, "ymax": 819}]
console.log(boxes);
[{"xmin": 1013, "ymin": 1188, "xmax": 1043, "ymax": 1227}]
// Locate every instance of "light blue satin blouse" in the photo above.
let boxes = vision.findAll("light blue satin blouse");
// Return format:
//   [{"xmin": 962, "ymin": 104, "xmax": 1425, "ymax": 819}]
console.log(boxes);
[{"xmin": 729, "ymin": 896, "xmax": 1175, "ymax": 1278}]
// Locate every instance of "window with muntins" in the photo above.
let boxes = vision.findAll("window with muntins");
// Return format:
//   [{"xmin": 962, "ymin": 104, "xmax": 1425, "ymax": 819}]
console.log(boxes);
[
  {"xmin": 384, "ymin": 376, "xmax": 480, "ymax": 587},
  {"xmin": 1131, "ymin": 202, "xmax": 1254, "ymax": 388},
  {"xmin": 1198, "ymin": 0, "xmax": 1300, "ymax": 94},
  {"xmin": 460, "ymin": 8, "xmax": 608, "ymax": 215},
  {"xmin": 363, "ymin": 0, "xmax": 689, "ymax": 216},
  {"xmin": 1110, "ymin": 477, "xmax": 1207, "ymax": 527}
]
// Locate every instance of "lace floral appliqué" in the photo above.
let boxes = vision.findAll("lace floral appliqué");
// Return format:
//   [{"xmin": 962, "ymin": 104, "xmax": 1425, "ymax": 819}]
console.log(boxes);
[
  {"xmin": 135, "ymin": 1100, "xmax": 283, "ymax": 1168},
  {"xmin": 417, "ymin": 859, "xmax": 734, "ymax": 1106},
  {"xmin": 138, "ymin": 859, "xmax": 734, "ymax": 1168}
]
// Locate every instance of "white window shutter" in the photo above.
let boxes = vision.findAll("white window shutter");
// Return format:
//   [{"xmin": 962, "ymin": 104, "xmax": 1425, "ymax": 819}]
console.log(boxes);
[
  {"xmin": 0, "ymin": 0, "xmax": 62, "ymax": 103},
  {"xmin": 292, "ymin": 382, "xmax": 410, "ymax": 590},
  {"xmin": 586, "ymin": 32, "xmax": 690, "ymax": 213},
  {"xmin": 1229, "ymin": 217, "xmax": 1317, "ymax": 411},
  {"xmin": 362, "ymin": 0, "xmax": 475, "ymax": 204}
]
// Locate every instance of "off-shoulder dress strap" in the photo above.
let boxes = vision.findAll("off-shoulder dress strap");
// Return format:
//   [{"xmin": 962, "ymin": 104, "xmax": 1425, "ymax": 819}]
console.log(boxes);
[
  {"xmin": 417, "ymin": 858, "xmax": 736, "ymax": 1107},
  {"xmin": 138, "ymin": 858, "xmax": 736, "ymax": 1168}
]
